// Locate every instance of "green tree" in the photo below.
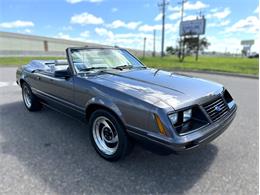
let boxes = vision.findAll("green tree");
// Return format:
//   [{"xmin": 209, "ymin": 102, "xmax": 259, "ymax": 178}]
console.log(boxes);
[
  {"xmin": 179, "ymin": 37, "xmax": 210, "ymax": 61},
  {"xmin": 166, "ymin": 46, "xmax": 174, "ymax": 55},
  {"xmin": 184, "ymin": 37, "xmax": 210, "ymax": 52},
  {"xmin": 199, "ymin": 37, "xmax": 210, "ymax": 51}
]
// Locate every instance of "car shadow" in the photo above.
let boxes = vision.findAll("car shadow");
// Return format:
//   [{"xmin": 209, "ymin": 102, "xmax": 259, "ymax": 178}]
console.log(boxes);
[{"xmin": 0, "ymin": 101, "xmax": 218, "ymax": 194}]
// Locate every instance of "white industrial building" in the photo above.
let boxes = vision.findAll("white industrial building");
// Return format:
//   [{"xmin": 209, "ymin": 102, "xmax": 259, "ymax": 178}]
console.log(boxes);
[{"xmin": 0, "ymin": 31, "xmax": 147, "ymax": 57}]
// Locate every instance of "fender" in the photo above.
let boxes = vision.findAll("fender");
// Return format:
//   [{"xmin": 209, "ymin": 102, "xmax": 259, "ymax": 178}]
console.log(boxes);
[{"xmin": 85, "ymin": 96, "xmax": 126, "ymax": 124}]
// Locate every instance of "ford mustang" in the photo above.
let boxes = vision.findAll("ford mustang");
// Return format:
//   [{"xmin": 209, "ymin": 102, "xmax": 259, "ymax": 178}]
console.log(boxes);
[{"xmin": 16, "ymin": 46, "xmax": 237, "ymax": 161}]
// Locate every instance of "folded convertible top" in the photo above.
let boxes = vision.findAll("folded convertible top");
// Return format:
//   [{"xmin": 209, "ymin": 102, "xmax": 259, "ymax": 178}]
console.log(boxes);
[{"xmin": 24, "ymin": 60, "xmax": 67, "ymax": 73}]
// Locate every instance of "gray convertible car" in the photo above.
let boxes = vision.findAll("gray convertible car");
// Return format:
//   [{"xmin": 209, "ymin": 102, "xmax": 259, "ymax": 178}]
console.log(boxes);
[{"xmin": 16, "ymin": 46, "xmax": 237, "ymax": 161}]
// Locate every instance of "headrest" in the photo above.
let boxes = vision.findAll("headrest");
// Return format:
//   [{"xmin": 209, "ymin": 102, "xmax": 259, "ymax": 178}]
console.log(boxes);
[{"xmin": 55, "ymin": 60, "xmax": 68, "ymax": 66}]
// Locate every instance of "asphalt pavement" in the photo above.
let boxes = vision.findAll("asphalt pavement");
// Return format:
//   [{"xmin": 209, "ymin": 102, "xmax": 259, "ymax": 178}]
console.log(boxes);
[{"xmin": 0, "ymin": 67, "xmax": 258, "ymax": 194}]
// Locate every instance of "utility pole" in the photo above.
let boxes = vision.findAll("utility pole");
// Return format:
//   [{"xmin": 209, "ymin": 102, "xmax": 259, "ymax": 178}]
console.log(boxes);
[
  {"xmin": 153, "ymin": 30, "xmax": 156, "ymax": 57},
  {"xmin": 179, "ymin": 0, "xmax": 187, "ymax": 61},
  {"xmin": 143, "ymin": 37, "xmax": 146, "ymax": 59},
  {"xmin": 158, "ymin": 0, "xmax": 169, "ymax": 57},
  {"xmin": 195, "ymin": 12, "xmax": 203, "ymax": 61},
  {"xmin": 180, "ymin": 0, "xmax": 186, "ymax": 22},
  {"xmin": 195, "ymin": 35, "xmax": 200, "ymax": 61}
]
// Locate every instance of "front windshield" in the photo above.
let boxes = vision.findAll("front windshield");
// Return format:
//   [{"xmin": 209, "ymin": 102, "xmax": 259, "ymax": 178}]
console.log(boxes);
[{"xmin": 70, "ymin": 48, "xmax": 145, "ymax": 72}]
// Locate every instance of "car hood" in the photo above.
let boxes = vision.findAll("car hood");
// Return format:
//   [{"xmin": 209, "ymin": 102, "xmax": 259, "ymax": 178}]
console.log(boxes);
[{"xmin": 93, "ymin": 68, "xmax": 223, "ymax": 109}]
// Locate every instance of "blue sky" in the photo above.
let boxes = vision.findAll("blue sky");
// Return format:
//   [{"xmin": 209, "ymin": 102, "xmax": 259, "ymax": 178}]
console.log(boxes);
[{"xmin": 0, "ymin": 0, "xmax": 259, "ymax": 52}]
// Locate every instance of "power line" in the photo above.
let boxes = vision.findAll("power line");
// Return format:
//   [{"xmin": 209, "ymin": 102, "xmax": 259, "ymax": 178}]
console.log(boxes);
[{"xmin": 158, "ymin": 0, "xmax": 169, "ymax": 57}]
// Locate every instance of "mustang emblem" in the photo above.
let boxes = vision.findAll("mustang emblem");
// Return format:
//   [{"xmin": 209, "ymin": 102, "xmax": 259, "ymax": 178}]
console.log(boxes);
[{"xmin": 215, "ymin": 105, "xmax": 222, "ymax": 112}]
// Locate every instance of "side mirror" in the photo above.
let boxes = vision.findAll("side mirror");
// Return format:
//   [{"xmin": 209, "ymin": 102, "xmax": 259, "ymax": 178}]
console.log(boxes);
[{"xmin": 54, "ymin": 69, "xmax": 71, "ymax": 78}]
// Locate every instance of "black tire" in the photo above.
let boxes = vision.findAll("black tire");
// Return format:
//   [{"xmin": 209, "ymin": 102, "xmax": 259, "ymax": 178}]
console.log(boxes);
[
  {"xmin": 22, "ymin": 82, "xmax": 42, "ymax": 111},
  {"xmin": 89, "ymin": 109, "xmax": 133, "ymax": 161}
]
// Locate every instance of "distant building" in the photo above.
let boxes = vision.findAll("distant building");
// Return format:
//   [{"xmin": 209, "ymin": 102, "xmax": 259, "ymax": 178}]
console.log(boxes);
[{"xmin": 0, "ymin": 31, "xmax": 148, "ymax": 57}]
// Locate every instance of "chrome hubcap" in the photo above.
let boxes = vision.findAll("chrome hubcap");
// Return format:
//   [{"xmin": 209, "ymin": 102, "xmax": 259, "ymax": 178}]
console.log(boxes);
[
  {"xmin": 23, "ymin": 86, "xmax": 32, "ymax": 108},
  {"xmin": 92, "ymin": 116, "xmax": 119, "ymax": 155}
]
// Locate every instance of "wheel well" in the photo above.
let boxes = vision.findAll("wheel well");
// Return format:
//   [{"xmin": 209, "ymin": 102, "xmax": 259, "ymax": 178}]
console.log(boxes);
[
  {"xmin": 85, "ymin": 104, "xmax": 125, "ymax": 126},
  {"xmin": 20, "ymin": 79, "xmax": 26, "ymax": 87}
]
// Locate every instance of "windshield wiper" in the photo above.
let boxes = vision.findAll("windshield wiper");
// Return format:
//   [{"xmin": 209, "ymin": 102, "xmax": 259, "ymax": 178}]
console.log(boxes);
[
  {"xmin": 113, "ymin": 64, "xmax": 133, "ymax": 70},
  {"xmin": 79, "ymin": 67, "xmax": 107, "ymax": 72}
]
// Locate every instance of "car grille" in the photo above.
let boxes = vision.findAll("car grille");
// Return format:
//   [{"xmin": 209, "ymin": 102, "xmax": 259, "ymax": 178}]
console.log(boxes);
[{"xmin": 203, "ymin": 97, "xmax": 229, "ymax": 122}]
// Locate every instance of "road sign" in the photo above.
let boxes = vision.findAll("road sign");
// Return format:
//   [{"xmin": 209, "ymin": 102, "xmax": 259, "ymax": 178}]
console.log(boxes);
[{"xmin": 180, "ymin": 18, "xmax": 206, "ymax": 36}]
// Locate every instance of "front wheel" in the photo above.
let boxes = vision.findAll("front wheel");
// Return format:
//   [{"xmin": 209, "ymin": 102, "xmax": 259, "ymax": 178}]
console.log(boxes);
[
  {"xmin": 89, "ymin": 109, "xmax": 133, "ymax": 161},
  {"xmin": 22, "ymin": 83, "xmax": 42, "ymax": 111}
]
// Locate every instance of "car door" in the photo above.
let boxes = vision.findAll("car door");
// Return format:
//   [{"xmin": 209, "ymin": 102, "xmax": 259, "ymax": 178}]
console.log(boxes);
[{"xmin": 38, "ymin": 72, "xmax": 75, "ymax": 107}]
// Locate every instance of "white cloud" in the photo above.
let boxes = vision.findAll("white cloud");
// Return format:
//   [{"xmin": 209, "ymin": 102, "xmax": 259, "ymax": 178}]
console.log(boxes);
[
  {"xmin": 254, "ymin": 6, "xmax": 259, "ymax": 13},
  {"xmin": 108, "ymin": 20, "xmax": 125, "ymax": 28},
  {"xmin": 93, "ymin": 27, "xmax": 156, "ymax": 49},
  {"xmin": 207, "ymin": 35, "xmax": 241, "ymax": 52},
  {"xmin": 154, "ymin": 13, "xmax": 162, "ymax": 21},
  {"xmin": 225, "ymin": 16, "xmax": 259, "ymax": 33},
  {"xmin": 116, "ymin": 33, "xmax": 153, "ymax": 39},
  {"xmin": 168, "ymin": 12, "xmax": 182, "ymax": 20},
  {"xmin": 165, "ymin": 23, "xmax": 179, "ymax": 34},
  {"xmin": 70, "ymin": 12, "xmax": 104, "ymax": 25},
  {"xmin": 106, "ymin": 20, "xmax": 142, "ymax": 30},
  {"xmin": 168, "ymin": 5, "xmax": 179, "ymax": 11},
  {"xmin": 138, "ymin": 23, "xmax": 178, "ymax": 33},
  {"xmin": 66, "ymin": 0, "xmax": 103, "ymax": 4},
  {"xmin": 95, "ymin": 28, "xmax": 114, "ymax": 38},
  {"xmin": 208, "ymin": 20, "xmax": 230, "ymax": 27},
  {"xmin": 138, "ymin": 24, "xmax": 161, "ymax": 32},
  {"xmin": 126, "ymin": 22, "xmax": 142, "ymax": 29},
  {"xmin": 168, "ymin": 1, "xmax": 208, "ymax": 21},
  {"xmin": 111, "ymin": 8, "xmax": 118, "ymax": 13},
  {"xmin": 210, "ymin": 8, "xmax": 219, "ymax": 13},
  {"xmin": 80, "ymin": 30, "xmax": 90, "ymax": 37},
  {"xmin": 185, "ymin": 1, "xmax": 209, "ymax": 10},
  {"xmin": 219, "ymin": 20, "xmax": 230, "ymax": 26},
  {"xmin": 207, "ymin": 8, "xmax": 231, "ymax": 19},
  {"xmin": 55, "ymin": 32, "xmax": 91, "ymax": 42},
  {"xmin": 24, "ymin": 29, "xmax": 32, "ymax": 33},
  {"xmin": 169, "ymin": 1, "xmax": 209, "ymax": 11},
  {"xmin": 57, "ymin": 32, "xmax": 72, "ymax": 40},
  {"xmin": 183, "ymin": 15, "xmax": 198, "ymax": 21},
  {"xmin": 0, "ymin": 20, "xmax": 34, "ymax": 28},
  {"xmin": 17, "ymin": 28, "xmax": 33, "ymax": 34},
  {"xmin": 91, "ymin": 27, "xmax": 178, "ymax": 51}
]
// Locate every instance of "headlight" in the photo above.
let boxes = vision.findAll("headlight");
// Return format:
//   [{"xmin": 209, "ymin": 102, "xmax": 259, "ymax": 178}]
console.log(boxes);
[
  {"xmin": 183, "ymin": 109, "xmax": 192, "ymax": 122},
  {"xmin": 169, "ymin": 113, "xmax": 178, "ymax": 125}
]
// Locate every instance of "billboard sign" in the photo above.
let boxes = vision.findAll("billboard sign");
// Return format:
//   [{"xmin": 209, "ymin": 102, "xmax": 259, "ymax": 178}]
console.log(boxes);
[
  {"xmin": 241, "ymin": 40, "xmax": 254, "ymax": 46},
  {"xmin": 180, "ymin": 18, "xmax": 206, "ymax": 36}
]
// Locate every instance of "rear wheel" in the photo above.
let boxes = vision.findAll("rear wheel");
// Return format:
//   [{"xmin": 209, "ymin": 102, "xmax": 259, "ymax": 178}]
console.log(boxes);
[
  {"xmin": 22, "ymin": 83, "xmax": 42, "ymax": 111},
  {"xmin": 89, "ymin": 109, "xmax": 133, "ymax": 161}
]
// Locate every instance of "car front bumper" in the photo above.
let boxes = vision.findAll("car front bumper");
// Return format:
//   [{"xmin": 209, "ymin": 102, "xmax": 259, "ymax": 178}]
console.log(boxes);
[{"xmin": 127, "ymin": 105, "xmax": 237, "ymax": 153}]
